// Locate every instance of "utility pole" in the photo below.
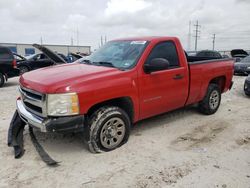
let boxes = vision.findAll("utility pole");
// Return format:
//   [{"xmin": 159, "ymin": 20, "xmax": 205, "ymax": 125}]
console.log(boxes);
[
  {"xmin": 193, "ymin": 20, "xmax": 201, "ymax": 51},
  {"xmin": 212, "ymin": 34, "xmax": 216, "ymax": 50},
  {"xmin": 76, "ymin": 28, "xmax": 79, "ymax": 51},
  {"xmin": 76, "ymin": 28, "xmax": 79, "ymax": 46},
  {"xmin": 71, "ymin": 37, "xmax": 74, "ymax": 46},
  {"xmin": 105, "ymin": 35, "xmax": 107, "ymax": 43},
  {"xmin": 101, "ymin": 36, "xmax": 103, "ymax": 47},
  {"xmin": 40, "ymin": 36, "xmax": 43, "ymax": 45},
  {"xmin": 187, "ymin": 21, "xmax": 191, "ymax": 51}
]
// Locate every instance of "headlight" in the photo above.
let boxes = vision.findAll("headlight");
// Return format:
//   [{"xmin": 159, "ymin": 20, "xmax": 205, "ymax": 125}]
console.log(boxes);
[{"xmin": 47, "ymin": 93, "xmax": 79, "ymax": 116}]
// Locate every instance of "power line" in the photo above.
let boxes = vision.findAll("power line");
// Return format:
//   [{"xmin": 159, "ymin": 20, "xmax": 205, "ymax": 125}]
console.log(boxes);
[{"xmin": 193, "ymin": 20, "xmax": 201, "ymax": 51}]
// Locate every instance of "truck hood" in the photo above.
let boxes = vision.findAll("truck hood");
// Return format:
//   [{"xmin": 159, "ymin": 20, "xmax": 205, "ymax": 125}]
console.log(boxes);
[{"xmin": 20, "ymin": 63, "xmax": 121, "ymax": 93}]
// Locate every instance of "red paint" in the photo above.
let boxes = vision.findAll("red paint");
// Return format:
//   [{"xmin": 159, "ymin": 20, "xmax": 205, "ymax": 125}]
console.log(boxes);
[{"xmin": 19, "ymin": 37, "xmax": 234, "ymax": 123}]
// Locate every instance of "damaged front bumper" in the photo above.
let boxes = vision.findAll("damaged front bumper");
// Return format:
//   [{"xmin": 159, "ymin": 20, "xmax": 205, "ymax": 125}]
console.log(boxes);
[{"xmin": 16, "ymin": 99, "xmax": 85, "ymax": 133}]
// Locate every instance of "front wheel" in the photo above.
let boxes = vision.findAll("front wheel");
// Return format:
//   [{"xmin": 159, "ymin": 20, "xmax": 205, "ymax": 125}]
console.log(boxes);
[
  {"xmin": 0, "ymin": 73, "xmax": 5, "ymax": 88},
  {"xmin": 85, "ymin": 106, "xmax": 131, "ymax": 153},
  {"xmin": 198, "ymin": 84, "xmax": 221, "ymax": 115}
]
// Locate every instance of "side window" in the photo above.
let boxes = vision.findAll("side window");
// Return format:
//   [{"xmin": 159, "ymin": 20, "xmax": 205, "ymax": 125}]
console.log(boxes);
[
  {"xmin": 146, "ymin": 41, "xmax": 180, "ymax": 68},
  {"xmin": 40, "ymin": 54, "xmax": 47, "ymax": 59}
]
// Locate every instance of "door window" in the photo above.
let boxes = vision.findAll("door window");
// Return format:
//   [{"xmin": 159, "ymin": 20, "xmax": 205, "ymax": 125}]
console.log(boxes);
[{"xmin": 146, "ymin": 41, "xmax": 180, "ymax": 68}]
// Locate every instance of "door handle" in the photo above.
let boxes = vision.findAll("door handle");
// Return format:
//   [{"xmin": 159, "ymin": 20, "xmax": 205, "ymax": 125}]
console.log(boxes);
[{"xmin": 173, "ymin": 74, "xmax": 184, "ymax": 80}]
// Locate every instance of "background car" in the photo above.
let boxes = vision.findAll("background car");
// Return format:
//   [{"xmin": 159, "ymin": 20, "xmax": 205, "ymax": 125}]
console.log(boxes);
[
  {"xmin": 13, "ymin": 53, "xmax": 26, "ymax": 62},
  {"xmin": 0, "ymin": 46, "xmax": 19, "ymax": 87},
  {"xmin": 231, "ymin": 49, "xmax": 249, "ymax": 62},
  {"xmin": 17, "ymin": 44, "xmax": 69, "ymax": 74},
  {"xmin": 234, "ymin": 56, "xmax": 250, "ymax": 75},
  {"xmin": 196, "ymin": 50, "xmax": 223, "ymax": 59}
]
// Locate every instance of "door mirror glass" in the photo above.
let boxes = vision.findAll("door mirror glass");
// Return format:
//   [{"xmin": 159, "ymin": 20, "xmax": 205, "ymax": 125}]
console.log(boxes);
[{"xmin": 144, "ymin": 58, "xmax": 169, "ymax": 73}]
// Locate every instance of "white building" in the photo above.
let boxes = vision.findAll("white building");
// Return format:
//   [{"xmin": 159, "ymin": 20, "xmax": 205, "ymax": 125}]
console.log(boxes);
[{"xmin": 0, "ymin": 43, "xmax": 91, "ymax": 56}]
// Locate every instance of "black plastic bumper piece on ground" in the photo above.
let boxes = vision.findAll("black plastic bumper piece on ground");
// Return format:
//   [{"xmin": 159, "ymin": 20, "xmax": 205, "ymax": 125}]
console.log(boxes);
[
  {"xmin": 29, "ymin": 126, "xmax": 59, "ymax": 166},
  {"xmin": 7, "ymin": 110, "xmax": 26, "ymax": 158},
  {"xmin": 8, "ymin": 110, "xmax": 59, "ymax": 166}
]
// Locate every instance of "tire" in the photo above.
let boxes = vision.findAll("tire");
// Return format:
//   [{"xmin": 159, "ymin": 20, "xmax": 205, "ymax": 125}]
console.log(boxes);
[
  {"xmin": 198, "ymin": 84, "xmax": 221, "ymax": 115},
  {"xmin": 0, "ymin": 73, "xmax": 5, "ymax": 88},
  {"xmin": 19, "ymin": 66, "xmax": 29, "ymax": 75},
  {"xmin": 244, "ymin": 82, "xmax": 250, "ymax": 96},
  {"xmin": 85, "ymin": 106, "xmax": 131, "ymax": 153}
]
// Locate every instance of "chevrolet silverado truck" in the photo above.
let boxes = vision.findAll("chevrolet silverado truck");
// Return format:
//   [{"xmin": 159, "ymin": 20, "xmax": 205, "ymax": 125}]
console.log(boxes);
[{"xmin": 16, "ymin": 37, "xmax": 234, "ymax": 153}]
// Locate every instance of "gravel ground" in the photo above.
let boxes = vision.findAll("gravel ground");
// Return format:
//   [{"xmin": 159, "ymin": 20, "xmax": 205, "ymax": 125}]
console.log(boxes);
[{"xmin": 0, "ymin": 76, "xmax": 250, "ymax": 188}]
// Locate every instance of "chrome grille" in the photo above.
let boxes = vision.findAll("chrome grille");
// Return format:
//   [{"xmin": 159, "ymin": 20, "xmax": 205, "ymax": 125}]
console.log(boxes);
[{"xmin": 19, "ymin": 86, "xmax": 47, "ymax": 117}]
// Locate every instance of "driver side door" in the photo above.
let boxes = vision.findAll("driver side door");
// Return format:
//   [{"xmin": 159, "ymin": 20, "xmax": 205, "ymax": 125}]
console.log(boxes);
[{"xmin": 138, "ymin": 41, "xmax": 189, "ymax": 119}]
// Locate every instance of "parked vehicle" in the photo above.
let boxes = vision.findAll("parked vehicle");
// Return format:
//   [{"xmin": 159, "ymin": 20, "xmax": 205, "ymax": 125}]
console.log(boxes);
[
  {"xmin": 231, "ymin": 49, "xmax": 249, "ymax": 62},
  {"xmin": 244, "ymin": 75, "xmax": 250, "ymax": 96},
  {"xmin": 0, "ymin": 46, "xmax": 19, "ymax": 87},
  {"xmin": 67, "ymin": 52, "xmax": 83, "ymax": 63},
  {"xmin": 13, "ymin": 53, "xmax": 26, "ymax": 62},
  {"xmin": 222, "ymin": 54, "xmax": 230, "ymax": 58},
  {"xmin": 17, "ymin": 44, "xmax": 67, "ymax": 74},
  {"xmin": 15, "ymin": 36, "xmax": 234, "ymax": 152},
  {"xmin": 234, "ymin": 56, "xmax": 250, "ymax": 75},
  {"xmin": 196, "ymin": 50, "xmax": 223, "ymax": 59}
]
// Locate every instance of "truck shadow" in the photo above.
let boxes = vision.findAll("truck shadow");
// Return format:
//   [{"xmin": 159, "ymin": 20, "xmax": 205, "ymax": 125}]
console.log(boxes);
[
  {"xmin": 132, "ymin": 105, "xmax": 199, "ymax": 134},
  {"xmin": 31, "ymin": 105, "xmax": 201, "ymax": 155}
]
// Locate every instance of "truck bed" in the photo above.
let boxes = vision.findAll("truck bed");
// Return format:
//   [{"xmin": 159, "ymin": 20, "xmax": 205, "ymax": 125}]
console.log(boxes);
[{"xmin": 185, "ymin": 58, "xmax": 234, "ymax": 106}]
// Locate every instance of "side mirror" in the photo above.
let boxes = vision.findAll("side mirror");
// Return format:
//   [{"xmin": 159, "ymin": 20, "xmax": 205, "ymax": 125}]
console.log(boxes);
[{"xmin": 144, "ymin": 58, "xmax": 170, "ymax": 74}]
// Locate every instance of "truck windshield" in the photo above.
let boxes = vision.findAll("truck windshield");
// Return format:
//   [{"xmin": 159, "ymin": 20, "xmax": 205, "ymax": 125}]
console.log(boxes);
[{"xmin": 81, "ymin": 40, "xmax": 148, "ymax": 69}]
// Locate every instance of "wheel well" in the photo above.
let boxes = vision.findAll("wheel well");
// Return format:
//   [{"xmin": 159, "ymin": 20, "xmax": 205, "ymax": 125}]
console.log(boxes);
[
  {"xmin": 209, "ymin": 76, "xmax": 226, "ymax": 92},
  {"xmin": 0, "ymin": 71, "xmax": 7, "ymax": 81},
  {"xmin": 87, "ymin": 97, "xmax": 134, "ymax": 122}
]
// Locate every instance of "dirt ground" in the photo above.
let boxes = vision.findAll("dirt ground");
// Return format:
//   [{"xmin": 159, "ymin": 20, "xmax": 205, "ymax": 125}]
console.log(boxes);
[{"xmin": 0, "ymin": 76, "xmax": 250, "ymax": 188}]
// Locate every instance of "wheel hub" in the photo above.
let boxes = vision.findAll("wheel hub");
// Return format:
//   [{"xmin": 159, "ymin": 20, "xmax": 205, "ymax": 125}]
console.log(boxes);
[
  {"xmin": 100, "ymin": 117, "xmax": 126, "ymax": 149},
  {"xmin": 209, "ymin": 90, "xmax": 219, "ymax": 110},
  {"xmin": 106, "ymin": 126, "xmax": 116, "ymax": 138}
]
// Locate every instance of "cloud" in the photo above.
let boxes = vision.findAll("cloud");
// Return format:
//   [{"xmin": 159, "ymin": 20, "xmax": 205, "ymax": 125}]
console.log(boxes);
[{"xmin": 0, "ymin": 0, "xmax": 249, "ymax": 51}]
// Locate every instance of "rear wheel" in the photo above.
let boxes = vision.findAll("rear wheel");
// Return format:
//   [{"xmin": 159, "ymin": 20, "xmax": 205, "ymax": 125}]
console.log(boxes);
[
  {"xmin": 19, "ymin": 66, "xmax": 29, "ymax": 75},
  {"xmin": 0, "ymin": 73, "xmax": 5, "ymax": 87},
  {"xmin": 199, "ymin": 84, "xmax": 221, "ymax": 115},
  {"xmin": 85, "ymin": 106, "xmax": 131, "ymax": 153}
]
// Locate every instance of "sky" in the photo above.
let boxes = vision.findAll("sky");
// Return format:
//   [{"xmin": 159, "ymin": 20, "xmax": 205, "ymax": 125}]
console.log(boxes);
[{"xmin": 0, "ymin": 0, "xmax": 249, "ymax": 51}]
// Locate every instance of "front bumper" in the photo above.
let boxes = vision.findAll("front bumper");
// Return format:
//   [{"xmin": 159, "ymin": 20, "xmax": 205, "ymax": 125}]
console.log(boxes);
[{"xmin": 16, "ymin": 99, "xmax": 85, "ymax": 133}]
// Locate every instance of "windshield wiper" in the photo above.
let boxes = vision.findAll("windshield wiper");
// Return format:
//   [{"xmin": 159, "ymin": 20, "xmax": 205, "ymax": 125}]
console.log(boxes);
[
  {"xmin": 93, "ymin": 61, "xmax": 116, "ymax": 68},
  {"xmin": 82, "ymin": 59, "xmax": 92, "ymax": 64}
]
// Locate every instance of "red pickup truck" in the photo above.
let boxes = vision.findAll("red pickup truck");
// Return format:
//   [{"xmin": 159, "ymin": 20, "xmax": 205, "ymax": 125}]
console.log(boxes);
[{"xmin": 17, "ymin": 37, "xmax": 234, "ymax": 153}]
